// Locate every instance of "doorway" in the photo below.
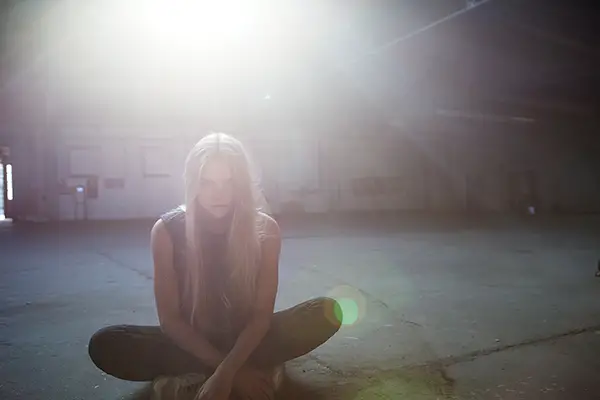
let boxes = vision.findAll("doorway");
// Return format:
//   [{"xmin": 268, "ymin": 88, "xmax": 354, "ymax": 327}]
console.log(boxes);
[
  {"xmin": 0, "ymin": 147, "xmax": 13, "ymax": 221},
  {"xmin": 508, "ymin": 171, "xmax": 537, "ymax": 214},
  {"xmin": 0, "ymin": 162, "xmax": 4, "ymax": 219}
]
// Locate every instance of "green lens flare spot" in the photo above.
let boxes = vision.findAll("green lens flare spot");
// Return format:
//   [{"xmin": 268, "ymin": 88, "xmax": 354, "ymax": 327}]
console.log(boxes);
[{"xmin": 336, "ymin": 297, "xmax": 359, "ymax": 326}]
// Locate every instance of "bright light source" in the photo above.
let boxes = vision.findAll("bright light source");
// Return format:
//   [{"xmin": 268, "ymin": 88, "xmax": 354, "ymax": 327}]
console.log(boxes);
[
  {"xmin": 117, "ymin": 0, "xmax": 276, "ymax": 55},
  {"xmin": 264, "ymin": 94, "xmax": 271, "ymax": 100},
  {"xmin": 6, "ymin": 164, "xmax": 13, "ymax": 201},
  {"xmin": 48, "ymin": 0, "xmax": 303, "ymax": 115}
]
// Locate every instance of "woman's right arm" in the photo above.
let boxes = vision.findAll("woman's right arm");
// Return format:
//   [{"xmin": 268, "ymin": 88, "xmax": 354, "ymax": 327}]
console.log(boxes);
[{"xmin": 151, "ymin": 219, "xmax": 225, "ymax": 370}]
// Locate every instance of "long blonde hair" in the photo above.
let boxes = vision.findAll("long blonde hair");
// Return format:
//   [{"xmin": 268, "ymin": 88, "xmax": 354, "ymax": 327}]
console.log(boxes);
[{"xmin": 183, "ymin": 133, "xmax": 265, "ymax": 329}]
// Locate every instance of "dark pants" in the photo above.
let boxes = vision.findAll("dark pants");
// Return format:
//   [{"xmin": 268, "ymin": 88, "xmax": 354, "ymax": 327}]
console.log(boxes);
[{"xmin": 88, "ymin": 298, "xmax": 342, "ymax": 382}]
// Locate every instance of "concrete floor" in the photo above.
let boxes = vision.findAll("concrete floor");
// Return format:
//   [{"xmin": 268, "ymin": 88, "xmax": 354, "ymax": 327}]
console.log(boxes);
[{"xmin": 1, "ymin": 214, "xmax": 599, "ymax": 399}]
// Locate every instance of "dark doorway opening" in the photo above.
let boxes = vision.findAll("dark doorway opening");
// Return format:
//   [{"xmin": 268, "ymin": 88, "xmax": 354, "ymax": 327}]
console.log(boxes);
[
  {"xmin": 0, "ymin": 162, "xmax": 4, "ymax": 220},
  {"xmin": 508, "ymin": 171, "xmax": 537, "ymax": 214},
  {"xmin": 1, "ymin": 147, "xmax": 13, "ymax": 221}
]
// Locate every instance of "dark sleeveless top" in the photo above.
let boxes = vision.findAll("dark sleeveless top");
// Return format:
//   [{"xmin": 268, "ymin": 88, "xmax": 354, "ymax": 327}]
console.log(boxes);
[{"xmin": 160, "ymin": 206, "xmax": 249, "ymax": 351}]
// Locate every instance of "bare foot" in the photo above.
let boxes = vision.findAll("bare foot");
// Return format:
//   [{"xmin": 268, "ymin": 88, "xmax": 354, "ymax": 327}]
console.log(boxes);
[{"xmin": 151, "ymin": 374, "xmax": 206, "ymax": 400}]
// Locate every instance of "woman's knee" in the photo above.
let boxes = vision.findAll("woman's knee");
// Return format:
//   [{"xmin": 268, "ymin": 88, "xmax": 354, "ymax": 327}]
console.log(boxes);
[
  {"xmin": 296, "ymin": 297, "xmax": 342, "ymax": 336},
  {"xmin": 88, "ymin": 325, "xmax": 126, "ymax": 372},
  {"xmin": 272, "ymin": 297, "xmax": 343, "ymax": 345},
  {"xmin": 315, "ymin": 297, "xmax": 343, "ymax": 332},
  {"xmin": 292, "ymin": 297, "xmax": 343, "ymax": 353}
]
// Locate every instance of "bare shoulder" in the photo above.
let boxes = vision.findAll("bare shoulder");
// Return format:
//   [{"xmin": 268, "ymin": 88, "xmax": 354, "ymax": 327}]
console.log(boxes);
[
  {"xmin": 258, "ymin": 212, "xmax": 280, "ymax": 238},
  {"xmin": 258, "ymin": 213, "xmax": 281, "ymax": 267},
  {"xmin": 150, "ymin": 218, "xmax": 173, "ymax": 252}
]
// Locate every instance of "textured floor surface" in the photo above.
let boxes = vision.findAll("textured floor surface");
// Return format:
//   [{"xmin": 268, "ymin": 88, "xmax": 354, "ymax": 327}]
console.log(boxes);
[{"xmin": 1, "ymin": 214, "xmax": 599, "ymax": 399}]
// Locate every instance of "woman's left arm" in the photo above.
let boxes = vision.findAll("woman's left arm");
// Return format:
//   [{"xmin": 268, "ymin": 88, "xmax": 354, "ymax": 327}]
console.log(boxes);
[{"xmin": 216, "ymin": 214, "xmax": 281, "ymax": 380}]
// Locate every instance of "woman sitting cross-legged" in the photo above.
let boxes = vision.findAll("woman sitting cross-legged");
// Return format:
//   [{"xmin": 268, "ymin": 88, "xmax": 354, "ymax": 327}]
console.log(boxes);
[{"xmin": 88, "ymin": 133, "xmax": 342, "ymax": 399}]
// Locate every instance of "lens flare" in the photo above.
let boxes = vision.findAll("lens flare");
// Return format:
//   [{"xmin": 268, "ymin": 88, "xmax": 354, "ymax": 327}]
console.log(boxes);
[
  {"xmin": 327, "ymin": 285, "xmax": 367, "ymax": 327},
  {"xmin": 336, "ymin": 297, "xmax": 359, "ymax": 325}
]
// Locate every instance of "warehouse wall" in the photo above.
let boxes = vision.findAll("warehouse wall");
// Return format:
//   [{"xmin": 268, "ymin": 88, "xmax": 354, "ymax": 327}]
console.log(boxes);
[
  {"xmin": 7, "ymin": 119, "xmax": 599, "ymax": 221},
  {"xmin": 318, "ymin": 118, "xmax": 600, "ymax": 214},
  {"xmin": 55, "ymin": 127, "xmax": 187, "ymax": 220},
  {"xmin": 320, "ymin": 134, "xmax": 427, "ymax": 211},
  {"xmin": 0, "ymin": 124, "xmax": 51, "ymax": 221},
  {"xmin": 407, "ymin": 118, "xmax": 600, "ymax": 214},
  {"xmin": 48, "ymin": 127, "xmax": 321, "ymax": 220},
  {"xmin": 243, "ymin": 132, "xmax": 323, "ymax": 214},
  {"xmin": 539, "ymin": 122, "xmax": 600, "ymax": 213}
]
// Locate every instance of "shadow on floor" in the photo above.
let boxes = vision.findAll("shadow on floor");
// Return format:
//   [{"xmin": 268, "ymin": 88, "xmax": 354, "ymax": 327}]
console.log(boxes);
[
  {"xmin": 280, "ymin": 365, "xmax": 456, "ymax": 400},
  {"xmin": 128, "ymin": 385, "xmax": 153, "ymax": 400},
  {"xmin": 125, "ymin": 366, "xmax": 455, "ymax": 399},
  {"xmin": 124, "ymin": 378, "xmax": 325, "ymax": 400}
]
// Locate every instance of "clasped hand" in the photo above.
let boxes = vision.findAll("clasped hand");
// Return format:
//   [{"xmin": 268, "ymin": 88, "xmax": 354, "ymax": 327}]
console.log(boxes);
[{"xmin": 195, "ymin": 367, "xmax": 274, "ymax": 400}]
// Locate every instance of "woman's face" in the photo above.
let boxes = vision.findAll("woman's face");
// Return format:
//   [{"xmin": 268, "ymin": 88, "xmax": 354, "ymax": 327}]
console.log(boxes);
[{"xmin": 197, "ymin": 156, "xmax": 234, "ymax": 218}]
